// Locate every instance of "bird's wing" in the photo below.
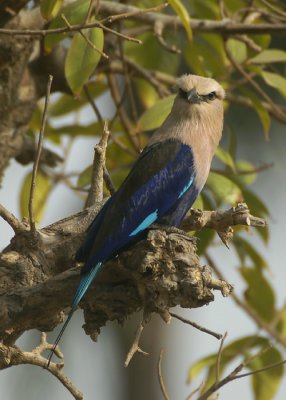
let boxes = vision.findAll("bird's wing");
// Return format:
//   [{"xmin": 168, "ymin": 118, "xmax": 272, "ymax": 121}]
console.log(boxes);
[{"xmin": 79, "ymin": 139, "xmax": 197, "ymax": 273}]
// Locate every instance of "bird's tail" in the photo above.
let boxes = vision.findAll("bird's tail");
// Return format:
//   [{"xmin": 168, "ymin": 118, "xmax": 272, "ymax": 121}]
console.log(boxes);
[{"xmin": 47, "ymin": 262, "xmax": 102, "ymax": 367}]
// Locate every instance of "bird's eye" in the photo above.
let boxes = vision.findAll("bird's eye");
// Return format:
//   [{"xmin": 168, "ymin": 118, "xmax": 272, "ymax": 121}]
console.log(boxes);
[{"xmin": 206, "ymin": 91, "xmax": 217, "ymax": 101}]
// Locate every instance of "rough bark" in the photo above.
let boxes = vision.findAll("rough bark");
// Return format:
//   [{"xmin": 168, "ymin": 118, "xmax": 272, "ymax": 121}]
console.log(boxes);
[{"xmin": 0, "ymin": 202, "xmax": 232, "ymax": 344}]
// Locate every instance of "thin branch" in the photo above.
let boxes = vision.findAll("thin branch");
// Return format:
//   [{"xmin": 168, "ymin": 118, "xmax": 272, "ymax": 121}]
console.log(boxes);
[
  {"xmin": 197, "ymin": 345, "xmax": 286, "ymax": 400},
  {"xmin": 235, "ymin": 358, "xmax": 286, "ymax": 379},
  {"xmin": 186, "ymin": 381, "xmax": 205, "ymax": 400},
  {"xmin": 99, "ymin": 2, "xmax": 168, "ymax": 25},
  {"xmin": 124, "ymin": 316, "xmax": 149, "ymax": 367},
  {"xmin": 61, "ymin": 13, "xmax": 109, "ymax": 59},
  {"xmin": 170, "ymin": 312, "xmax": 223, "ymax": 340},
  {"xmin": 226, "ymin": 93, "xmax": 286, "ymax": 124},
  {"xmin": 158, "ymin": 349, "xmax": 170, "ymax": 400},
  {"xmin": 103, "ymin": 165, "xmax": 116, "ymax": 195},
  {"xmin": 98, "ymin": 1, "xmax": 286, "ymax": 34},
  {"xmin": 154, "ymin": 19, "xmax": 181, "ymax": 54},
  {"xmin": 83, "ymin": 84, "xmax": 104, "ymax": 129},
  {"xmin": 107, "ymin": 73, "xmax": 140, "ymax": 152},
  {"xmin": 216, "ymin": 332, "xmax": 228, "ymax": 383},
  {"xmin": 86, "ymin": 121, "xmax": 110, "ymax": 207},
  {"xmin": 224, "ymin": 40, "xmax": 286, "ymax": 123},
  {"xmin": 0, "ymin": 19, "xmax": 142, "ymax": 44},
  {"xmin": 180, "ymin": 203, "xmax": 266, "ymax": 235},
  {"xmin": 3, "ymin": 2, "xmax": 286, "ymax": 39},
  {"xmin": 28, "ymin": 75, "xmax": 53, "ymax": 234},
  {"xmin": 0, "ymin": 204, "xmax": 26, "ymax": 233},
  {"xmin": 0, "ymin": 338, "xmax": 83, "ymax": 400}
]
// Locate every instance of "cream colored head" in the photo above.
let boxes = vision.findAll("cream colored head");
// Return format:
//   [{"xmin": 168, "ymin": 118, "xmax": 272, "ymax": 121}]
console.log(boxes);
[
  {"xmin": 151, "ymin": 74, "xmax": 225, "ymax": 190},
  {"xmin": 176, "ymin": 74, "xmax": 225, "ymax": 101}
]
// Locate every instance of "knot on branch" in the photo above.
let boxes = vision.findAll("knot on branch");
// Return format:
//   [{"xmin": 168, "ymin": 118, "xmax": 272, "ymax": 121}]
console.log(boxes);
[{"xmin": 82, "ymin": 229, "xmax": 233, "ymax": 339}]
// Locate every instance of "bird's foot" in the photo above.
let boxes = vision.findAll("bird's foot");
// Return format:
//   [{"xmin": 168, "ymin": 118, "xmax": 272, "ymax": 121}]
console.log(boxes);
[{"xmin": 150, "ymin": 223, "xmax": 197, "ymax": 242}]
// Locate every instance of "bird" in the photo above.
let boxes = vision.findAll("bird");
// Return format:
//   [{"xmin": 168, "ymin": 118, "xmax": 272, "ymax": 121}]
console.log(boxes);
[{"xmin": 47, "ymin": 74, "xmax": 225, "ymax": 366}]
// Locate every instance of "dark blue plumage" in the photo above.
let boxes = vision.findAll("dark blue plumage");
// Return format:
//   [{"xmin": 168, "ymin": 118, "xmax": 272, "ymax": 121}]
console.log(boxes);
[{"xmin": 47, "ymin": 140, "xmax": 197, "ymax": 365}]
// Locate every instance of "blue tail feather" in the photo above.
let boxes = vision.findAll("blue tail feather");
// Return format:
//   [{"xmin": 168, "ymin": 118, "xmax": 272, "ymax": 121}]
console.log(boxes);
[{"xmin": 47, "ymin": 262, "xmax": 102, "ymax": 366}]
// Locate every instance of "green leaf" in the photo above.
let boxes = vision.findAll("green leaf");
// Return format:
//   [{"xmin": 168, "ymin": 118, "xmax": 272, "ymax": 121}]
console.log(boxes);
[
  {"xmin": 125, "ymin": 32, "xmax": 179, "ymax": 74},
  {"xmin": 240, "ymin": 266, "xmax": 275, "ymax": 322},
  {"xmin": 168, "ymin": 0, "xmax": 192, "ymax": 40},
  {"xmin": 260, "ymin": 70, "xmax": 286, "ymax": 99},
  {"xmin": 250, "ymin": 49, "xmax": 286, "ymax": 64},
  {"xmin": 184, "ymin": 34, "xmax": 227, "ymax": 77},
  {"xmin": 192, "ymin": 194, "xmax": 204, "ymax": 210},
  {"xmin": 207, "ymin": 171, "xmax": 242, "ymax": 205},
  {"xmin": 47, "ymin": 122, "xmax": 102, "ymax": 137},
  {"xmin": 49, "ymin": 81, "xmax": 107, "ymax": 117},
  {"xmin": 188, "ymin": 335, "xmax": 269, "ymax": 388},
  {"xmin": 251, "ymin": 346, "xmax": 284, "ymax": 400},
  {"xmin": 215, "ymin": 146, "xmax": 236, "ymax": 172},
  {"xmin": 239, "ymin": 87, "xmax": 270, "ymax": 139},
  {"xmin": 226, "ymin": 38, "xmax": 247, "ymax": 63},
  {"xmin": 45, "ymin": 0, "xmax": 89, "ymax": 51},
  {"xmin": 187, "ymin": 354, "xmax": 217, "ymax": 383},
  {"xmin": 65, "ymin": 27, "xmax": 104, "ymax": 94},
  {"xmin": 40, "ymin": 0, "xmax": 63, "ymax": 19},
  {"xmin": 20, "ymin": 170, "xmax": 52, "ymax": 223},
  {"xmin": 138, "ymin": 95, "xmax": 175, "ymax": 131},
  {"xmin": 235, "ymin": 236, "xmax": 268, "ymax": 270}
]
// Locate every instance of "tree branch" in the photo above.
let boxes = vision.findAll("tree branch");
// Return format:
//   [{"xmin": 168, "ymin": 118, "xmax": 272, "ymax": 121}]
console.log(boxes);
[
  {"xmin": 86, "ymin": 121, "xmax": 110, "ymax": 207},
  {"xmin": 28, "ymin": 75, "xmax": 53, "ymax": 234},
  {"xmin": 0, "ymin": 335, "xmax": 83, "ymax": 400}
]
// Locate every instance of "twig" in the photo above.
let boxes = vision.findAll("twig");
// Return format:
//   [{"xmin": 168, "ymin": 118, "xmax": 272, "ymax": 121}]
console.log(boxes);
[
  {"xmin": 83, "ymin": 84, "xmax": 104, "ymax": 128},
  {"xmin": 197, "ymin": 345, "xmax": 286, "ymax": 400},
  {"xmin": 0, "ymin": 204, "xmax": 26, "ymax": 233},
  {"xmin": 86, "ymin": 121, "xmax": 110, "ymax": 207},
  {"xmin": 226, "ymin": 93, "xmax": 286, "ymax": 124},
  {"xmin": 123, "ymin": 57, "xmax": 169, "ymax": 98},
  {"xmin": 186, "ymin": 381, "xmax": 205, "ymax": 400},
  {"xmin": 99, "ymin": 2, "xmax": 168, "ymax": 24},
  {"xmin": 170, "ymin": 312, "xmax": 223, "ymax": 340},
  {"xmin": 61, "ymin": 14, "xmax": 109, "ymax": 59},
  {"xmin": 224, "ymin": 40, "xmax": 286, "ymax": 124},
  {"xmin": 180, "ymin": 203, "xmax": 266, "ymax": 235},
  {"xmin": 124, "ymin": 316, "xmax": 149, "ymax": 367},
  {"xmin": 154, "ymin": 19, "xmax": 181, "ymax": 54},
  {"xmin": 158, "ymin": 349, "xmax": 170, "ymax": 400},
  {"xmin": 232, "ymin": 34, "xmax": 262, "ymax": 52},
  {"xmin": 107, "ymin": 73, "xmax": 140, "ymax": 152},
  {"xmin": 28, "ymin": 75, "xmax": 53, "ymax": 234},
  {"xmin": 103, "ymin": 165, "xmax": 116, "ymax": 195},
  {"xmin": 0, "ymin": 19, "xmax": 142, "ymax": 44},
  {"xmin": 216, "ymin": 332, "xmax": 227, "ymax": 383},
  {"xmin": 0, "ymin": 338, "xmax": 83, "ymax": 400}
]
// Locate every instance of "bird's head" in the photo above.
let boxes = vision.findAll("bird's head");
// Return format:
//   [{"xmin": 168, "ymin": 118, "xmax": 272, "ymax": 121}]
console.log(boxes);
[{"xmin": 176, "ymin": 74, "xmax": 225, "ymax": 105}]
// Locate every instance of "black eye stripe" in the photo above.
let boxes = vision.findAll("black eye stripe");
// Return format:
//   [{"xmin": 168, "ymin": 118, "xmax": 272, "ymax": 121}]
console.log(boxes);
[
  {"xmin": 179, "ymin": 89, "xmax": 217, "ymax": 102},
  {"xmin": 204, "ymin": 91, "xmax": 217, "ymax": 101}
]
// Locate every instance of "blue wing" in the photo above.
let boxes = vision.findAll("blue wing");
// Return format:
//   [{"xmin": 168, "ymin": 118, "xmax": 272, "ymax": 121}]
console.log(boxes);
[
  {"xmin": 79, "ymin": 139, "xmax": 199, "ymax": 273},
  {"xmin": 47, "ymin": 139, "xmax": 199, "ymax": 365}
]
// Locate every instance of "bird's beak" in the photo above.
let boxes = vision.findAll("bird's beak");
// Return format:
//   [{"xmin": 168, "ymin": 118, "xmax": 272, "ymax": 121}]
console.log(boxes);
[{"xmin": 187, "ymin": 88, "xmax": 200, "ymax": 104}]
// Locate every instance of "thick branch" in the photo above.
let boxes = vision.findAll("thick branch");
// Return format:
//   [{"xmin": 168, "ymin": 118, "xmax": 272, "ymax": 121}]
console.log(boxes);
[{"xmin": 0, "ymin": 204, "xmax": 234, "ymax": 344}]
